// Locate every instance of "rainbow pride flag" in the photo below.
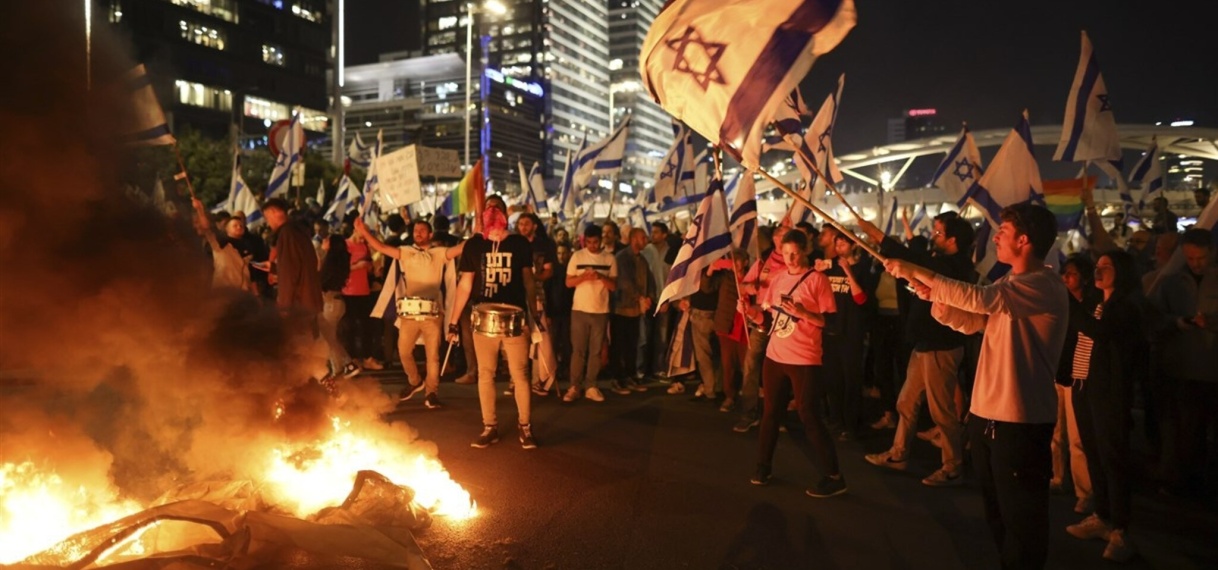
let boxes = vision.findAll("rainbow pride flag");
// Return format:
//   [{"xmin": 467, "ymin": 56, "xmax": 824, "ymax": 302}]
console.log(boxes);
[
  {"xmin": 453, "ymin": 159, "xmax": 485, "ymax": 216},
  {"xmin": 1043, "ymin": 176, "xmax": 1094, "ymax": 231}
]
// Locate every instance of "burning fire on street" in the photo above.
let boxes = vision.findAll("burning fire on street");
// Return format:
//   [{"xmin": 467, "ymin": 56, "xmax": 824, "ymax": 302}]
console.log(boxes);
[{"xmin": 1, "ymin": 400, "xmax": 476, "ymax": 566}]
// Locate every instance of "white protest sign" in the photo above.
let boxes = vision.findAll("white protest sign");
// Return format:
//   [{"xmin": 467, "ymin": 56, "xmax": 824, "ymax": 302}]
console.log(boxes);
[
  {"xmin": 413, "ymin": 145, "xmax": 462, "ymax": 178},
  {"xmin": 377, "ymin": 145, "xmax": 422, "ymax": 206}
]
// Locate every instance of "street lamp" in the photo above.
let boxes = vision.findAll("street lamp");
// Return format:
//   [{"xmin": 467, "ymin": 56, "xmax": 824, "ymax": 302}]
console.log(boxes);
[
  {"xmin": 464, "ymin": 0, "xmax": 507, "ymax": 170},
  {"xmin": 879, "ymin": 170, "xmax": 892, "ymax": 229}
]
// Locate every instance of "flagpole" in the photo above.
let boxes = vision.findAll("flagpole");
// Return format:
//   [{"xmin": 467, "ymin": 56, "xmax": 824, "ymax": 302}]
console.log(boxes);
[
  {"xmin": 786, "ymin": 136, "xmax": 863, "ymax": 222},
  {"xmin": 754, "ymin": 167, "xmax": 886, "ymax": 262},
  {"xmin": 711, "ymin": 150, "xmax": 750, "ymax": 350},
  {"xmin": 172, "ymin": 144, "xmax": 198, "ymax": 200}
]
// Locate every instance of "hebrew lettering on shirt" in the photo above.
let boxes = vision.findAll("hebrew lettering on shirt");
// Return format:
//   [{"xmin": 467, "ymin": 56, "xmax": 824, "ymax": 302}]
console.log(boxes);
[
  {"xmin": 828, "ymin": 275, "xmax": 851, "ymax": 294},
  {"xmin": 484, "ymin": 251, "xmax": 514, "ymax": 296}
]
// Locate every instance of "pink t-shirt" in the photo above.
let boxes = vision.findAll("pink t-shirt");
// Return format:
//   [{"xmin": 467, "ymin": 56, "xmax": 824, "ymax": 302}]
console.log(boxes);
[
  {"xmin": 342, "ymin": 239, "xmax": 372, "ymax": 296},
  {"xmin": 763, "ymin": 268, "xmax": 836, "ymax": 365}
]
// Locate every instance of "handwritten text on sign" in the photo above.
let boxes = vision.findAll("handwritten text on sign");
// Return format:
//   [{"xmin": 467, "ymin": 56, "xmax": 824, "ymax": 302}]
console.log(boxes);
[{"xmin": 376, "ymin": 145, "xmax": 463, "ymax": 207}]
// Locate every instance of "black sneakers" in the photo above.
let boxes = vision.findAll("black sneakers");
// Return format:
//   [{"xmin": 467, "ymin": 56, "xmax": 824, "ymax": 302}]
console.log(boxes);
[
  {"xmin": 518, "ymin": 423, "xmax": 537, "ymax": 449},
  {"xmin": 750, "ymin": 465, "xmax": 772, "ymax": 486},
  {"xmin": 399, "ymin": 382, "xmax": 426, "ymax": 402},
  {"xmin": 471, "ymin": 425, "xmax": 500, "ymax": 448},
  {"xmin": 806, "ymin": 475, "xmax": 848, "ymax": 498},
  {"xmin": 423, "ymin": 393, "xmax": 443, "ymax": 409}
]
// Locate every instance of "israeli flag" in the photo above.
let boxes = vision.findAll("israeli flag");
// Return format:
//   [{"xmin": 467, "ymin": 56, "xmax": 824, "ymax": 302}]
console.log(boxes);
[
  {"xmin": 574, "ymin": 116, "xmax": 631, "ymax": 189},
  {"xmin": 119, "ymin": 64, "xmax": 176, "ymax": 146},
  {"xmin": 265, "ymin": 110, "xmax": 304, "ymax": 199},
  {"xmin": 230, "ymin": 179, "xmax": 264, "ymax": 228},
  {"xmin": 729, "ymin": 172, "xmax": 760, "ymax": 262},
  {"xmin": 628, "ymin": 204, "xmax": 652, "ymax": 234},
  {"xmin": 882, "ymin": 196, "xmax": 899, "ymax": 237},
  {"xmin": 324, "ymin": 175, "xmax": 360, "ymax": 225},
  {"xmin": 315, "ymin": 178, "xmax": 326, "ymax": 206},
  {"xmin": 723, "ymin": 172, "xmax": 742, "ymax": 210},
  {"xmin": 640, "ymin": 0, "xmax": 857, "ymax": 170},
  {"xmin": 1053, "ymin": 31, "xmax": 1121, "ymax": 165},
  {"xmin": 1130, "ymin": 137, "xmax": 1163, "ymax": 210},
  {"xmin": 909, "ymin": 202, "xmax": 932, "ymax": 237},
  {"xmin": 652, "ymin": 123, "xmax": 697, "ymax": 205},
  {"xmin": 558, "ymin": 135, "xmax": 586, "ymax": 220},
  {"xmin": 791, "ymin": 75, "xmax": 846, "ymax": 207},
  {"xmin": 959, "ymin": 110, "xmax": 1044, "ymax": 223},
  {"xmin": 518, "ymin": 160, "xmax": 547, "ymax": 213},
  {"xmin": 932, "ymin": 126, "xmax": 984, "ymax": 204},
  {"xmin": 213, "ymin": 148, "xmax": 246, "ymax": 213},
  {"xmin": 348, "ymin": 131, "xmax": 372, "ymax": 169},
  {"xmin": 657, "ymin": 178, "xmax": 734, "ymax": 308},
  {"xmin": 357, "ymin": 129, "xmax": 383, "ymax": 216}
]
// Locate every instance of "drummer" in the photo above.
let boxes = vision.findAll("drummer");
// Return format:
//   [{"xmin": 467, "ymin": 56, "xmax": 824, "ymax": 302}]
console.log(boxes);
[
  {"xmin": 447, "ymin": 195, "xmax": 541, "ymax": 450},
  {"xmin": 356, "ymin": 217, "xmax": 465, "ymax": 409}
]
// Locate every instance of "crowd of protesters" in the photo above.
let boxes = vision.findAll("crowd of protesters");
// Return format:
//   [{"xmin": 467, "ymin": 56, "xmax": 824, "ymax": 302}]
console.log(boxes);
[{"xmin": 194, "ymin": 186, "xmax": 1216, "ymax": 568}]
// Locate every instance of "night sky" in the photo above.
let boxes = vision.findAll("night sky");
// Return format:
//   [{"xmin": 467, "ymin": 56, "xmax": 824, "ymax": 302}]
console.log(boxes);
[{"xmin": 349, "ymin": 0, "xmax": 1216, "ymax": 155}]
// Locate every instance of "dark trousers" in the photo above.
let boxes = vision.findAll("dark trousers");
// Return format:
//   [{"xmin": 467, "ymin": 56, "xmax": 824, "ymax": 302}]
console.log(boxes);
[
  {"xmin": 340, "ymin": 294, "xmax": 378, "ymax": 360},
  {"xmin": 757, "ymin": 360, "xmax": 839, "ymax": 477},
  {"xmin": 823, "ymin": 333, "xmax": 864, "ymax": 433},
  {"xmin": 610, "ymin": 314, "xmax": 641, "ymax": 381},
  {"xmin": 1072, "ymin": 379, "xmax": 1132, "ymax": 529},
  {"xmin": 969, "ymin": 416, "xmax": 1053, "ymax": 570},
  {"xmin": 1178, "ymin": 379, "xmax": 1218, "ymax": 498},
  {"xmin": 867, "ymin": 314, "xmax": 907, "ymax": 413},
  {"xmin": 550, "ymin": 314, "xmax": 572, "ymax": 384},
  {"xmin": 718, "ymin": 333, "xmax": 747, "ymax": 398}
]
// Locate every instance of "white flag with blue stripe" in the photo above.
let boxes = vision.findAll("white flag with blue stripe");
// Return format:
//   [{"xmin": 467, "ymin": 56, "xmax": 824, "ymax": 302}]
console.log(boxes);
[
  {"xmin": 119, "ymin": 64, "xmax": 176, "ymax": 146},
  {"xmin": 882, "ymin": 196, "xmax": 899, "ymax": 237},
  {"xmin": 574, "ymin": 116, "xmax": 631, "ymax": 189},
  {"xmin": 347, "ymin": 131, "xmax": 372, "ymax": 169},
  {"xmin": 1130, "ymin": 137, "xmax": 1163, "ymax": 209},
  {"xmin": 729, "ymin": 173, "xmax": 760, "ymax": 262},
  {"xmin": 653, "ymin": 123, "xmax": 697, "ymax": 206},
  {"xmin": 358, "ymin": 129, "xmax": 383, "ymax": 216},
  {"xmin": 1053, "ymin": 31, "xmax": 1121, "ymax": 164},
  {"xmin": 324, "ymin": 175, "xmax": 360, "ymax": 225},
  {"xmin": 518, "ymin": 160, "xmax": 547, "ymax": 213},
  {"xmin": 640, "ymin": 0, "xmax": 857, "ymax": 170},
  {"xmin": 657, "ymin": 178, "xmax": 734, "ymax": 308},
  {"xmin": 910, "ymin": 202, "xmax": 932, "ymax": 237},
  {"xmin": 265, "ymin": 110, "xmax": 304, "ymax": 199},
  {"xmin": 213, "ymin": 147, "xmax": 246, "ymax": 213},
  {"xmin": 932, "ymin": 126, "xmax": 984, "ymax": 204},
  {"xmin": 230, "ymin": 179, "xmax": 264, "ymax": 228},
  {"xmin": 558, "ymin": 136, "xmax": 586, "ymax": 220},
  {"xmin": 960, "ymin": 111, "xmax": 1044, "ymax": 223}
]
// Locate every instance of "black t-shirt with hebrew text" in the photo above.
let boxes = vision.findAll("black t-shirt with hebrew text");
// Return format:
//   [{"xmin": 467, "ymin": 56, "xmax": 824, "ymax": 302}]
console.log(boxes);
[{"xmin": 458, "ymin": 234, "xmax": 532, "ymax": 310}]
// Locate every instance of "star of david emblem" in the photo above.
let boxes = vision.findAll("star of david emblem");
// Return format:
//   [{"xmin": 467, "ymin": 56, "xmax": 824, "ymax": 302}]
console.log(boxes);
[
  {"xmin": 666, "ymin": 26, "xmax": 727, "ymax": 91},
  {"xmin": 817, "ymin": 128, "xmax": 832, "ymax": 155},
  {"xmin": 952, "ymin": 158, "xmax": 976, "ymax": 182},
  {"xmin": 1097, "ymin": 93, "xmax": 1112, "ymax": 112},
  {"xmin": 660, "ymin": 160, "xmax": 677, "ymax": 181},
  {"xmin": 684, "ymin": 213, "xmax": 704, "ymax": 247}
]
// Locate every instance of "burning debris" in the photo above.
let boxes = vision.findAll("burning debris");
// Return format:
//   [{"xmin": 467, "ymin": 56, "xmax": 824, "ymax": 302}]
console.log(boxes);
[{"xmin": 0, "ymin": 5, "xmax": 474, "ymax": 568}]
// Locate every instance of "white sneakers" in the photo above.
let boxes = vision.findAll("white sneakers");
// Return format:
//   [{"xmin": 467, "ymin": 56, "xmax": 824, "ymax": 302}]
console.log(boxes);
[
  {"xmin": 585, "ymin": 387, "xmax": 605, "ymax": 402},
  {"xmin": 1066, "ymin": 513, "xmax": 1112, "ymax": 541},
  {"xmin": 1067, "ymin": 515, "xmax": 1135, "ymax": 563}
]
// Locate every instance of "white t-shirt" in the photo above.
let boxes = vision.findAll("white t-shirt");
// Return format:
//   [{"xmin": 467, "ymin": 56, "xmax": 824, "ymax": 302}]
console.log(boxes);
[
  {"xmin": 395, "ymin": 244, "xmax": 450, "ymax": 301},
  {"xmin": 568, "ymin": 248, "xmax": 617, "ymax": 314}
]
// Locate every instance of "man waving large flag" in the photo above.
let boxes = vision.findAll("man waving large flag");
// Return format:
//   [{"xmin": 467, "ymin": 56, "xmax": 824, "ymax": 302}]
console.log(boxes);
[
  {"xmin": 657, "ymin": 178, "xmax": 734, "ymax": 309},
  {"xmin": 640, "ymin": 0, "xmax": 857, "ymax": 170},
  {"xmin": 1053, "ymin": 31, "xmax": 1121, "ymax": 164}
]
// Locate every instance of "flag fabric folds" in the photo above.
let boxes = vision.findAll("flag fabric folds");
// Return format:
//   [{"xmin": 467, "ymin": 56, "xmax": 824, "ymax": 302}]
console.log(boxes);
[
  {"xmin": 640, "ymin": 0, "xmax": 857, "ymax": 170},
  {"xmin": 657, "ymin": 178, "xmax": 734, "ymax": 308},
  {"xmin": 518, "ymin": 160, "xmax": 547, "ymax": 213},
  {"xmin": 558, "ymin": 136, "xmax": 587, "ymax": 220},
  {"xmin": 1053, "ymin": 31, "xmax": 1121, "ymax": 164},
  {"xmin": 791, "ymin": 75, "xmax": 845, "ymax": 189},
  {"xmin": 882, "ymin": 196, "xmax": 898, "ymax": 237},
  {"xmin": 959, "ymin": 111, "xmax": 1044, "ymax": 223},
  {"xmin": 909, "ymin": 202, "xmax": 932, "ymax": 238},
  {"xmin": 932, "ymin": 126, "xmax": 985, "ymax": 204},
  {"xmin": 1042, "ymin": 176, "xmax": 1093, "ymax": 232},
  {"xmin": 315, "ymin": 179, "xmax": 326, "ymax": 206},
  {"xmin": 324, "ymin": 175, "xmax": 360, "ymax": 225},
  {"xmin": 357, "ymin": 130, "xmax": 383, "ymax": 215},
  {"xmin": 574, "ymin": 117, "xmax": 631, "ymax": 188},
  {"xmin": 666, "ymin": 310, "xmax": 697, "ymax": 377},
  {"xmin": 1130, "ymin": 137, "xmax": 1164, "ymax": 209},
  {"xmin": 453, "ymin": 158, "xmax": 486, "ymax": 216},
  {"xmin": 653, "ymin": 124, "xmax": 697, "ymax": 206},
  {"xmin": 729, "ymin": 173, "xmax": 760, "ymax": 262},
  {"xmin": 347, "ymin": 132, "xmax": 372, "ymax": 169},
  {"xmin": 119, "ymin": 64, "xmax": 176, "ymax": 146},
  {"xmin": 265, "ymin": 111, "xmax": 304, "ymax": 199}
]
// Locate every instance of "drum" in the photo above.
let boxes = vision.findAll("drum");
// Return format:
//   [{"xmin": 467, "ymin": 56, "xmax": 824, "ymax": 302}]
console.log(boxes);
[
  {"xmin": 471, "ymin": 303, "xmax": 525, "ymax": 337},
  {"xmin": 397, "ymin": 297, "xmax": 440, "ymax": 319}
]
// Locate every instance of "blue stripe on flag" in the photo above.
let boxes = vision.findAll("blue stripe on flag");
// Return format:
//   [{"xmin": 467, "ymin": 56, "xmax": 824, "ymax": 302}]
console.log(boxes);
[
  {"xmin": 720, "ymin": 0, "xmax": 841, "ymax": 146},
  {"xmin": 1058, "ymin": 52, "xmax": 1101, "ymax": 161},
  {"xmin": 932, "ymin": 131, "xmax": 967, "ymax": 181},
  {"xmin": 666, "ymin": 234, "xmax": 735, "ymax": 286}
]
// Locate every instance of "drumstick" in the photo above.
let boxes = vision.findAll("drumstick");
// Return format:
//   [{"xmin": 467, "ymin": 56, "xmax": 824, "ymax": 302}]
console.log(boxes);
[{"xmin": 440, "ymin": 340, "xmax": 455, "ymax": 378}]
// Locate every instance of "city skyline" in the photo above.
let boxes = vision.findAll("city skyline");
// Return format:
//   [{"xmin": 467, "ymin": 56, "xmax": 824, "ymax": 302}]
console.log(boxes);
[{"xmin": 351, "ymin": 0, "xmax": 1216, "ymax": 156}]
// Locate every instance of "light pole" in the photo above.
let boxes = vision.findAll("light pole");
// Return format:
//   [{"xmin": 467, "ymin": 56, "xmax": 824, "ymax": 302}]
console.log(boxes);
[
  {"xmin": 464, "ymin": 0, "xmax": 506, "ymax": 170},
  {"xmin": 879, "ymin": 170, "xmax": 892, "ymax": 229}
]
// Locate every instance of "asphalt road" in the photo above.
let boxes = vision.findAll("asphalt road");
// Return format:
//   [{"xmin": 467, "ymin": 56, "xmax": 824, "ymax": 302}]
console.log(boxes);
[{"xmin": 367, "ymin": 370, "xmax": 1217, "ymax": 570}]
